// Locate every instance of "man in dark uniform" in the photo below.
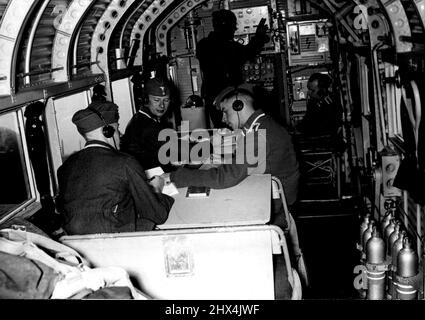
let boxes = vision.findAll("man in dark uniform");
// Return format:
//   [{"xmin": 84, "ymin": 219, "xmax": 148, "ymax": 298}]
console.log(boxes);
[
  {"xmin": 121, "ymin": 77, "xmax": 173, "ymax": 172},
  {"xmin": 164, "ymin": 85, "xmax": 301, "ymax": 298},
  {"xmin": 297, "ymin": 73, "xmax": 342, "ymax": 138},
  {"xmin": 197, "ymin": 9, "xmax": 268, "ymax": 128},
  {"xmin": 164, "ymin": 84, "xmax": 300, "ymax": 209},
  {"xmin": 56, "ymin": 101, "xmax": 174, "ymax": 235}
]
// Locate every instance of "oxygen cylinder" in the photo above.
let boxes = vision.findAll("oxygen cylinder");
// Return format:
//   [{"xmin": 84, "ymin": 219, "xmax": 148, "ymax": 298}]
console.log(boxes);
[
  {"xmin": 390, "ymin": 231, "xmax": 406, "ymax": 298},
  {"xmin": 365, "ymin": 227, "xmax": 386, "ymax": 300},
  {"xmin": 386, "ymin": 222, "xmax": 400, "ymax": 299},
  {"xmin": 396, "ymin": 237, "xmax": 418, "ymax": 300},
  {"xmin": 387, "ymin": 222, "xmax": 401, "ymax": 257},
  {"xmin": 359, "ymin": 214, "xmax": 370, "ymax": 248},
  {"xmin": 384, "ymin": 219, "xmax": 396, "ymax": 249},
  {"xmin": 366, "ymin": 227, "xmax": 386, "ymax": 264},
  {"xmin": 381, "ymin": 209, "xmax": 394, "ymax": 235},
  {"xmin": 362, "ymin": 220, "xmax": 375, "ymax": 251}
]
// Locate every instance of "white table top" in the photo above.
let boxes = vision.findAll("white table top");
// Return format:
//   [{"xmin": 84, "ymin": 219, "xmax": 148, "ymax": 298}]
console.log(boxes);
[{"xmin": 157, "ymin": 174, "xmax": 271, "ymax": 229}]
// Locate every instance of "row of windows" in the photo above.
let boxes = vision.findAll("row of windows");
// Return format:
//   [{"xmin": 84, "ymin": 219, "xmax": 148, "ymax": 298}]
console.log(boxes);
[{"xmin": 0, "ymin": 78, "xmax": 135, "ymax": 222}]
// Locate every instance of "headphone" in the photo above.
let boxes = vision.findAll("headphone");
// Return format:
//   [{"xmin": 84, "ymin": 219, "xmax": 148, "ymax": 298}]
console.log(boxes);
[
  {"xmin": 232, "ymin": 90, "xmax": 245, "ymax": 112},
  {"xmin": 87, "ymin": 106, "xmax": 115, "ymax": 138},
  {"xmin": 231, "ymin": 87, "xmax": 255, "ymax": 112}
]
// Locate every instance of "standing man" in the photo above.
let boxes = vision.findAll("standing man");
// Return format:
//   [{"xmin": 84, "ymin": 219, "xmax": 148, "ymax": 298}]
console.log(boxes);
[
  {"xmin": 197, "ymin": 9, "xmax": 269, "ymax": 128},
  {"xmin": 56, "ymin": 101, "xmax": 174, "ymax": 235},
  {"xmin": 121, "ymin": 77, "xmax": 174, "ymax": 172}
]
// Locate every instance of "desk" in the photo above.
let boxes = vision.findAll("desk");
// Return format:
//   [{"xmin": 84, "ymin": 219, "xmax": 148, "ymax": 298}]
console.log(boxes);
[{"xmin": 157, "ymin": 174, "xmax": 271, "ymax": 229}]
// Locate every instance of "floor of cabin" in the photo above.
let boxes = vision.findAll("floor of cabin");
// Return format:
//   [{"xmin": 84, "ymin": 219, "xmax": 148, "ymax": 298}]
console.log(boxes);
[{"xmin": 295, "ymin": 191, "xmax": 361, "ymax": 300}]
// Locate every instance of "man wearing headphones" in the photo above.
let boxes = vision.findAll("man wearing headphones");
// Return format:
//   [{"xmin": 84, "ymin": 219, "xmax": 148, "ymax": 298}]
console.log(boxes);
[
  {"xmin": 56, "ymin": 101, "xmax": 174, "ymax": 235},
  {"xmin": 121, "ymin": 77, "xmax": 173, "ymax": 172},
  {"xmin": 165, "ymin": 84, "xmax": 300, "ymax": 211},
  {"xmin": 297, "ymin": 73, "xmax": 342, "ymax": 138}
]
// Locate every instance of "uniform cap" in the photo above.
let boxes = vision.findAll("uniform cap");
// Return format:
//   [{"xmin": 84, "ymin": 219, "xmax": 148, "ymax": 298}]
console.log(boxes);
[
  {"xmin": 144, "ymin": 77, "xmax": 171, "ymax": 96},
  {"xmin": 72, "ymin": 101, "xmax": 119, "ymax": 134}
]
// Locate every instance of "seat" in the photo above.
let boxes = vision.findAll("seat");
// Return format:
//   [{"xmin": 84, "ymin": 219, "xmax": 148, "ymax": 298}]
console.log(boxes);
[
  {"xmin": 60, "ymin": 225, "xmax": 302, "ymax": 300},
  {"xmin": 271, "ymin": 176, "xmax": 309, "ymax": 288}
]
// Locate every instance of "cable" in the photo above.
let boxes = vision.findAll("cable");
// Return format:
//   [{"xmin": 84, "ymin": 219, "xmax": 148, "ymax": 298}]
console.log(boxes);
[
  {"xmin": 112, "ymin": 135, "xmax": 118, "ymax": 150},
  {"xmin": 368, "ymin": 200, "xmax": 424, "ymax": 244}
]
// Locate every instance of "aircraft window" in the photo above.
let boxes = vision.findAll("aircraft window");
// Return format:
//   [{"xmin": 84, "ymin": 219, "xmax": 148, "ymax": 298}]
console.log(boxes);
[
  {"xmin": 0, "ymin": 111, "xmax": 33, "ymax": 218},
  {"xmin": 47, "ymin": 92, "xmax": 89, "ymax": 163},
  {"xmin": 388, "ymin": 78, "xmax": 404, "ymax": 141},
  {"xmin": 112, "ymin": 78, "xmax": 136, "ymax": 131}
]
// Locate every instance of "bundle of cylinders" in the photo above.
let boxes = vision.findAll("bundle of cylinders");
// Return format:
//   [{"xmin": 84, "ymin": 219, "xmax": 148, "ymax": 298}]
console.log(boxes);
[
  {"xmin": 395, "ymin": 237, "xmax": 419, "ymax": 300},
  {"xmin": 365, "ymin": 226, "xmax": 386, "ymax": 300}
]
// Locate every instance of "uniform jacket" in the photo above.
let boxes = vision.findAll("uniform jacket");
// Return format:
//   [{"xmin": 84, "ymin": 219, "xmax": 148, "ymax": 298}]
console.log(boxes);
[
  {"xmin": 298, "ymin": 95, "xmax": 342, "ymax": 137},
  {"xmin": 121, "ymin": 110, "xmax": 172, "ymax": 172},
  {"xmin": 170, "ymin": 110, "xmax": 300, "ymax": 205},
  {"xmin": 56, "ymin": 140, "xmax": 174, "ymax": 235}
]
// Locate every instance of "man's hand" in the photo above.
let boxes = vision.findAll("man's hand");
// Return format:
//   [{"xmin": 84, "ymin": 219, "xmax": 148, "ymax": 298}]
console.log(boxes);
[
  {"xmin": 149, "ymin": 176, "xmax": 165, "ymax": 193},
  {"xmin": 161, "ymin": 172, "xmax": 171, "ymax": 184},
  {"xmin": 255, "ymin": 18, "xmax": 268, "ymax": 38}
]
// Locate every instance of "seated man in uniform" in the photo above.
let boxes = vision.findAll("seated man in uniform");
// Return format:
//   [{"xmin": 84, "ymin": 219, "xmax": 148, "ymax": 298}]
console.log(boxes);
[
  {"xmin": 56, "ymin": 101, "xmax": 174, "ymax": 235},
  {"xmin": 297, "ymin": 73, "xmax": 342, "ymax": 138},
  {"xmin": 164, "ymin": 84, "xmax": 300, "ymax": 221},
  {"xmin": 121, "ymin": 77, "xmax": 174, "ymax": 172},
  {"xmin": 163, "ymin": 85, "xmax": 301, "ymax": 298}
]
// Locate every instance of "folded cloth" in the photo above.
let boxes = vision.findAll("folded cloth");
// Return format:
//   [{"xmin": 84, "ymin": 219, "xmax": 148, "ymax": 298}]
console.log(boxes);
[
  {"xmin": 0, "ymin": 228, "xmax": 149, "ymax": 300},
  {"xmin": 0, "ymin": 251, "xmax": 59, "ymax": 299}
]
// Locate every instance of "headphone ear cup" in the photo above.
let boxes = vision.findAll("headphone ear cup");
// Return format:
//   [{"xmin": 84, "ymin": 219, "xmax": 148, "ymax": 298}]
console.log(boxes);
[
  {"xmin": 232, "ymin": 99, "xmax": 244, "ymax": 112},
  {"xmin": 103, "ymin": 125, "xmax": 115, "ymax": 138}
]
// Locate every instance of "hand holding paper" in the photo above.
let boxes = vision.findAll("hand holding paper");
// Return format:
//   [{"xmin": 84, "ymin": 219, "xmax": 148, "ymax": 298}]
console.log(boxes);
[{"xmin": 145, "ymin": 167, "xmax": 179, "ymax": 197}]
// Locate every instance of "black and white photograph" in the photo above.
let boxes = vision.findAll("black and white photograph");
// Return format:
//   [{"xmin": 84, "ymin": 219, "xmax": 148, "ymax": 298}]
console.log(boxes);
[{"xmin": 0, "ymin": 0, "xmax": 424, "ymax": 315}]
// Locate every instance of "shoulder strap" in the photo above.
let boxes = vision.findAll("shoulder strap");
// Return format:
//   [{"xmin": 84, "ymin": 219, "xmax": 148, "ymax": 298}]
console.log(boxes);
[{"xmin": 0, "ymin": 228, "xmax": 85, "ymax": 265}]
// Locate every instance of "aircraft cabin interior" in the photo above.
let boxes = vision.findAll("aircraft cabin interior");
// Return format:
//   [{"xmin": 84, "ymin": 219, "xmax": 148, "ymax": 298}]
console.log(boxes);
[{"xmin": 0, "ymin": 0, "xmax": 424, "ymax": 301}]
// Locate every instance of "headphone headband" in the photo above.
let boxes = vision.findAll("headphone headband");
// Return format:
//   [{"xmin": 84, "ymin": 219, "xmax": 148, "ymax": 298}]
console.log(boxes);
[{"xmin": 87, "ymin": 106, "xmax": 115, "ymax": 138}]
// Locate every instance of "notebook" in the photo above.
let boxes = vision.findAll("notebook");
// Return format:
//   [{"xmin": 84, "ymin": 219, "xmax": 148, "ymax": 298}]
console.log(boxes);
[{"xmin": 186, "ymin": 186, "xmax": 211, "ymax": 198}]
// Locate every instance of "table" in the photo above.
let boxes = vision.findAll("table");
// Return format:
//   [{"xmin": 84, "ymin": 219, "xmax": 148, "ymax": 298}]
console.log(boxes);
[{"xmin": 157, "ymin": 174, "xmax": 271, "ymax": 229}]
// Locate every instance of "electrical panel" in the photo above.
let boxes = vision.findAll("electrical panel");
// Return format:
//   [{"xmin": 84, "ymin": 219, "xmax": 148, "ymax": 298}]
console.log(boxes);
[
  {"xmin": 290, "ymin": 76, "xmax": 309, "ymax": 118},
  {"xmin": 287, "ymin": 20, "xmax": 331, "ymax": 66},
  {"xmin": 287, "ymin": 0, "xmax": 319, "ymax": 17},
  {"xmin": 232, "ymin": 5, "xmax": 275, "ymax": 53},
  {"xmin": 242, "ymin": 56, "xmax": 275, "ymax": 87},
  {"xmin": 292, "ymin": 76, "xmax": 309, "ymax": 101},
  {"xmin": 381, "ymin": 151, "xmax": 402, "ymax": 197},
  {"xmin": 232, "ymin": 6, "xmax": 270, "ymax": 36}
]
